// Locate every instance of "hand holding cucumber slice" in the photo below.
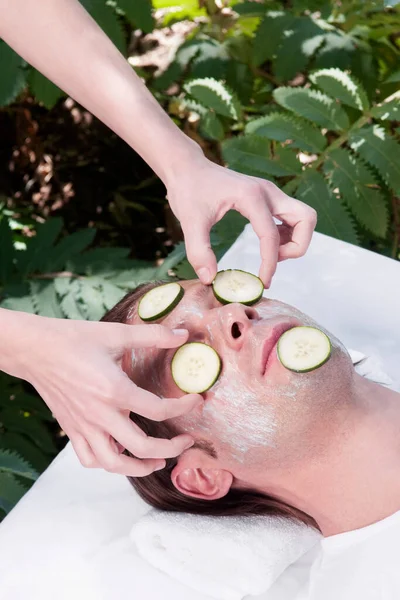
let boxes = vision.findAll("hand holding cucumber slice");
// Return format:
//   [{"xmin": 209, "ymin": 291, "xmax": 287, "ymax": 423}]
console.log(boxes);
[
  {"xmin": 212, "ymin": 269, "xmax": 264, "ymax": 306},
  {"xmin": 138, "ymin": 282, "xmax": 184, "ymax": 321},
  {"xmin": 171, "ymin": 342, "xmax": 222, "ymax": 394},
  {"xmin": 277, "ymin": 326, "xmax": 331, "ymax": 373}
]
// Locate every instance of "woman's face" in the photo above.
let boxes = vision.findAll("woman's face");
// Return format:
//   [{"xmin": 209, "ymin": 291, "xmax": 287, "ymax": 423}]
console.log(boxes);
[{"xmin": 122, "ymin": 280, "xmax": 353, "ymax": 469}]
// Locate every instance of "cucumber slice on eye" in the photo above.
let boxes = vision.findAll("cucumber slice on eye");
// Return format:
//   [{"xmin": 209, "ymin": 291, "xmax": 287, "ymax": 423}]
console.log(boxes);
[
  {"xmin": 212, "ymin": 269, "xmax": 264, "ymax": 306},
  {"xmin": 277, "ymin": 326, "xmax": 332, "ymax": 373},
  {"xmin": 138, "ymin": 282, "xmax": 184, "ymax": 321},
  {"xmin": 171, "ymin": 342, "xmax": 222, "ymax": 394}
]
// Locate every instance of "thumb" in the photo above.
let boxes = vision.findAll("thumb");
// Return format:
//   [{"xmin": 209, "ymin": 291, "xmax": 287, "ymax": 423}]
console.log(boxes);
[
  {"xmin": 183, "ymin": 223, "xmax": 218, "ymax": 285},
  {"xmin": 118, "ymin": 323, "xmax": 189, "ymax": 349}
]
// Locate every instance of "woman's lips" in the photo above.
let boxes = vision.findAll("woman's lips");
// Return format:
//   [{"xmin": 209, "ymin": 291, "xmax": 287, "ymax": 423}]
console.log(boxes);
[{"xmin": 260, "ymin": 321, "xmax": 299, "ymax": 376}]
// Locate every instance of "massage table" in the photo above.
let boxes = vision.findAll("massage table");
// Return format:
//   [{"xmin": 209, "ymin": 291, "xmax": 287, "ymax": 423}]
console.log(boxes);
[{"xmin": 1, "ymin": 225, "xmax": 399, "ymax": 600}]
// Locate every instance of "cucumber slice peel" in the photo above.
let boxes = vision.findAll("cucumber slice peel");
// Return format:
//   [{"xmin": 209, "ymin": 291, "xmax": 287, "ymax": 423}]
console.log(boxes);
[
  {"xmin": 277, "ymin": 326, "xmax": 331, "ymax": 373},
  {"xmin": 138, "ymin": 282, "xmax": 184, "ymax": 322},
  {"xmin": 171, "ymin": 342, "xmax": 222, "ymax": 394},
  {"xmin": 212, "ymin": 269, "xmax": 264, "ymax": 306}
]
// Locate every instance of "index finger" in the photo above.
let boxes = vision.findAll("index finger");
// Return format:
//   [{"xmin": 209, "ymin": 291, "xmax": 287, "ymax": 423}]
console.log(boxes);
[
  {"xmin": 235, "ymin": 197, "xmax": 279, "ymax": 288},
  {"xmin": 277, "ymin": 207, "xmax": 317, "ymax": 261}
]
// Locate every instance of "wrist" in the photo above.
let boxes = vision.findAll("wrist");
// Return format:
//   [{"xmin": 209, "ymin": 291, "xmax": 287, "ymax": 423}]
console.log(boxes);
[
  {"xmin": 0, "ymin": 308, "xmax": 43, "ymax": 381},
  {"xmin": 159, "ymin": 135, "xmax": 207, "ymax": 190}
]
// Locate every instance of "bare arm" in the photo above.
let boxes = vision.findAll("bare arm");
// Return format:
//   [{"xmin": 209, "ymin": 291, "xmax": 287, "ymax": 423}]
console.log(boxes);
[{"xmin": 0, "ymin": 0, "xmax": 203, "ymax": 186}]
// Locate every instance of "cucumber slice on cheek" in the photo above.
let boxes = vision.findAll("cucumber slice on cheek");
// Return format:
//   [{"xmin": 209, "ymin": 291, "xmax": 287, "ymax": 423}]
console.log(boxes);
[
  {"xmin": 212, "ymin": 269, "xmax": 264, "ymax": 306},
  {"xmin": 138, "ymin": 282, "xmax": 184, "ymax": 321},
  {"xmin": 171, "ymin": 343, "xmax": 222, "ymax": 394},
  {"xmin": 277, "ymin": 326, "xmax": 332, "ymax": 373}
]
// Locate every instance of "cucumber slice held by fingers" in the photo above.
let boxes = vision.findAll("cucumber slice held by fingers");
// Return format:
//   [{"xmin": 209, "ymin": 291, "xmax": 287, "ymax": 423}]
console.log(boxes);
[
  {"xmin": 212, "ymin": 269, "xmax": 264, "ymax": 306},
  {"xmin": 277, "ymin": 326, "xmax": 332, "ymax": 373},
  {"xmin": 171, "ymin": 342, "xmax": 222, "ymax": 394},
  {"xmin": 138, "ymin": 282, "xmax": 184, "ymax": 321}
]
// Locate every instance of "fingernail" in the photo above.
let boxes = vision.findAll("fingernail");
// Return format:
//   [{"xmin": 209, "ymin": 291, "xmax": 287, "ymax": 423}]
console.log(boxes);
[
  {"xmin": 198, "ymin": 267, "xmax": 211, "ymax": 283},
  {"xmin": 154, "ymin": 461, "xmax": 166, "ymax": 472},
  {"xmin": 173, "ymin": 328, "xmax": 188, "ymax": 336}
]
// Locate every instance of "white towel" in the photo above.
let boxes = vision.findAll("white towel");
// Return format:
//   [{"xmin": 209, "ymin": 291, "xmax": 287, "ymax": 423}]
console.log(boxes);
[
  {"xmin": 130, "ymin": 349, "xmax": 394, "ymax": 600},
  {"xmin": 131, "ymin": 511, "xmax": 321, "ymax": 600}
]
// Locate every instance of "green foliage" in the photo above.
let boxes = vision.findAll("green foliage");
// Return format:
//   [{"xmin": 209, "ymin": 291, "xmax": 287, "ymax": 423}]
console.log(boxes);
[
  {"xmin": 309, "ymin": 68, "xmax": 369, "ymax": 111},
  {"xmin": 184, "ymin": 78, "xmax": 242, "ymax": 120},
  {"xmin": 245, "ymin": 113, "xmax": 327, "ymax": 153},
  {"xmin": 349, "ymin": 125, "xmax": 400, "ymax": 190},
  {"xmin": 0, "ymin": 42, "xmax": 26, "ymax": 106}
]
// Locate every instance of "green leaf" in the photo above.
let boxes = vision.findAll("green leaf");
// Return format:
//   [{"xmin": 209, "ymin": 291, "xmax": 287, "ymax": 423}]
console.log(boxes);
[
  {"xmin": 184, "ymin": 78, "xmax": 241, "ymax": 120},
  {"xmin": 50, "ymin": 228, "xmax": 96, "ymax": 271},
  {"xmin": 109, "ymin": 264, "xmax": 157, "ymax": 286},
  {"xmin": 245, "ymin": 112, "xmax": 326, "ymax": 152},
  {"xmin": 385, "ymin": 69, "xmax": 400, "ymax": 83},
  {"xmin": 349, "ymin": 125, "xmax": 400, "ymax": 191},
  {"xmin": 156, "ymin": 243, "xmax": 187, "ymax": 279},
  {"xmin": 117, "ymin": 0, "xmax": 154, "ymax": 33},
  {"xmin": 309, "ymin": 67, "xmax": 369, "ymax": 111},
  {"xmin": 324, "ymin": 148, "xmax": 388, "ymax": 238},
  {"xmin": 28, "ymin": 68, "xmax": 64, "ymax": 110},
  {"xmin": 0, "ymin": 283, "xmax": 35, "ymax": 313},
  {"xmin": 100, "ymin": 281, "xmax": 126, "ymax": 311},
  {"xmin": 60, "ymin": 281, "xmax": 87, "ymax": 320},
  {"xmin": 17, "ymin": 218, "xmax": 63, "ymax": 276},
  {"xmin": 29, "ymin": 280, "xmax": 64, "ymax": 318},
  {"xmin": 296, "ymin": 171, "xmax": 358, "ymax": 244},
  {"xmin": 211, "ymin": 210, "xmax": 248, "ymax": 260},
  {"xmin": 0, "ymin": 472, "xmax": 28, "ymax": 514},
  {"xmin": 370, "ymin": 97, "xmax": 400, "ymax": 121},
  {"xmin": 0, "ymin": 218, "xmax": 16, "ymax": 284},
  {"xmin": 6, "ymin": 392, "xmax": 54, "ymax": 422},
  {"xmin": 67, "ymin": 247, "xmax": 131, "ymax": 276},
  {"xmin": 0, "ymin": 408, "xmax": 58, "ymax": 454},
  {"xmin": 54, "ymin": 276, "xmax": 72, "ymax": 299},
  {"xmin": 0, "ymin": 432, "xmax": 50, "ymax": 473},
  {"xmin": 222, "ymin": 136, "xmax": 299, "ymax": 178},
  {"xmin": 273, "ymin": 16, "xmax": 325, "ymax": 82},
  {"xmin": 77, "ymin": 279, "xmax": 107, "ymax": 321},
  {"xmin": 273, "ymin": 87, "xmax": 349, "ymax": 131},
  {"xmin": 252, "ymin": 12, "xmax": 293, "ymax": 67},
  {"xmin": 0, "ymin": 41, "xmax": 26, "ymax": 107},
  {"xmin": 199, "ymin": 112, "xmax": 225, "ymax": 141},
  {"xmin": 0, "ymin": 448, "xmax": 39, "ymax": 480},
  {"xmin": 80, "ymin": 0, "xmax": 126, "ymax": 54}
]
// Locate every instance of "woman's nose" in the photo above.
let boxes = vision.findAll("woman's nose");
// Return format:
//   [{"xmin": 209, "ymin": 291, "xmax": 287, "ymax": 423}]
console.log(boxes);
[{"xmin": 219, "ymin": 303, "xmax": 259, "ymax": 350}]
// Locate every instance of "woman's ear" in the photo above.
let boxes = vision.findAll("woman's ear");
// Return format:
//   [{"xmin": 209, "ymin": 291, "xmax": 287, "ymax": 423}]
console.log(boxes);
[{"xmin": 171, "ymin": 451, "xmax": 233, "ymax": 501}]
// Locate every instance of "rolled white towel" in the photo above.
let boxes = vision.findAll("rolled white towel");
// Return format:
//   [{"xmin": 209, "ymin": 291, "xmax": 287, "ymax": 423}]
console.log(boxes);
[{"xmin": 131, "ymin": 511, "xmax": 321, "ymax": 600}]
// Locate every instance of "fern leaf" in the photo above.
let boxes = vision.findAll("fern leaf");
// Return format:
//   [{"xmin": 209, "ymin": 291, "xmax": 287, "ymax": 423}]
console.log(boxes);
[
  {"xmin": 54, "ymin": 276, "xmax": 72, "ymax": 299},
  {"xmin": 180, "ymin": 98, "xmax": 207, "ymax": 116},
  {"xmin": 273, "ymin": 87, "xmax": 349, "ymax": 131},
  {"xmin": 0, "ymin": 41, "xmax": 26, "ymax": 107},
  {"xmin": 28, "ymin": 68, "xmax": 64, "ymax": 110},
  {"xmin": 29, "ymin": 280, "xmax": 64, "ymax": 318},
  {"xmin": 310, "ymin": 68, "xmax": 369, "ymax": 111},
  {"xmin": 199, "ymin": 112, "xmax": 225, "ymax": 141},
  {"xmin": 80, "ymin": 0, "xmax": 126, "ymax": 53},
  {"xmin": 184, "ymin": 78, "xmax": 241, "ymax": 120},
  {"xmin": 76, "ymin": 279, "xmax": 106, "ymax": 321},
  {"xmin": 0, "ymin": 218, "xmax": 16, "ymax": 285},
  {"xmin": 349, "ymin": 125, "xmax": 400, "ymax": 191},
  {"xmin": 117, "ymin": 0, "xmax": 154, "ymax": 33},
  {"xmin": 109, "ymin": 264, "xmax": 157, "ymax": 286},
  {"xmin": 0, "ymin": 283, "xmax": 35, "ymax": 314},
  {"xmin": 60, "ymin": 280, "xmax": 86, "ymax": 320},
  {"xmin": 252, "ymin": 12, "xmax": 292, "ymax": 67},
  {"xmin": 296, "ymin": 171, "xmax": 358, "ymax": 244},
  {"xmin": 370, "ymin": 96, "xmax": 400, "ymax": 121},
  {"xmin": 324, "ymin": 148, "xmax": 388, "ymax": 238},
  {"xmin": 156, "ymin": 243, "xmax": 187, "ymax": 279},
  {"xmin": 0, "ymin": 448, "xmax": 39, "ymax": 480},
  {"xmin": 0, "ymin": 472, "xmax": 29, "ymax": 514},
  {"xmin": 50, "ymin": 228, "xmax": 96, "ymax": 271},
  {"xmin": 222, "ymin": 136, "xmax": 299, "ymax": 178},
  {"xmin": 0, "ymin": 407, "xmax": 57, "ymax": 454},
  {"xmin": 245, "ymin": 112, "xmax": 326, "ymax": 152},
  {"xmin": 100, "ymin": 281, "xmax": 125, "ymax": 311},
  {"xmin": 17, "ymin": 218, "xmax": 63, "ymax": 276},
  {"xmin": 272, "ymin": 16, "xmax": 325, "ymax": 82}
]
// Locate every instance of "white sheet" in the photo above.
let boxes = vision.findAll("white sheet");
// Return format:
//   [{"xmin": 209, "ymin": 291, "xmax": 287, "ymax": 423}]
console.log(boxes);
[{"xmin": 0, "ymin": 227, "xmax": 399, "ymax": 600}]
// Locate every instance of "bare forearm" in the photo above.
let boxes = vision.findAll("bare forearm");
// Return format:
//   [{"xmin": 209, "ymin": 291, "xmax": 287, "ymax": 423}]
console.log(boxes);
[{"xmin": 0, "ymin": 0, "xmax": 203, "ymax": 185}]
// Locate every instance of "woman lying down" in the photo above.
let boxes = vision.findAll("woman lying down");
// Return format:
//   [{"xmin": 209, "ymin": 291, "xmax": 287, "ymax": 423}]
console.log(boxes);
[{"xmin": 102, "ymin": 270, "xmax": 400, "ymax": 597}]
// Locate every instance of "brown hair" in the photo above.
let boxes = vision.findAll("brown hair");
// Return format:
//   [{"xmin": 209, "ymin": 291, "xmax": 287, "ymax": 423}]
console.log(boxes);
[{"xmin": 101, "ymin": 281, "xmax": 320, "ymax": 531}]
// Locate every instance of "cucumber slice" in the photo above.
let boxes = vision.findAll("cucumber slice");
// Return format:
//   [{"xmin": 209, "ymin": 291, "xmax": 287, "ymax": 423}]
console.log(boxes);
[
  {"xmin": 277, "ymin": 326, "xmax": 332, "ymax": 373},
  {"xmin": 138, "ymin": 282, "xmax": 184, "ymax": 321},
  {"xmin": 212, "ymin": 269, "xmax": 264, "ymax": 306},
  {"xmin": 171, "ymin": 342, "xmax": 222, "ymax": 394}
]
